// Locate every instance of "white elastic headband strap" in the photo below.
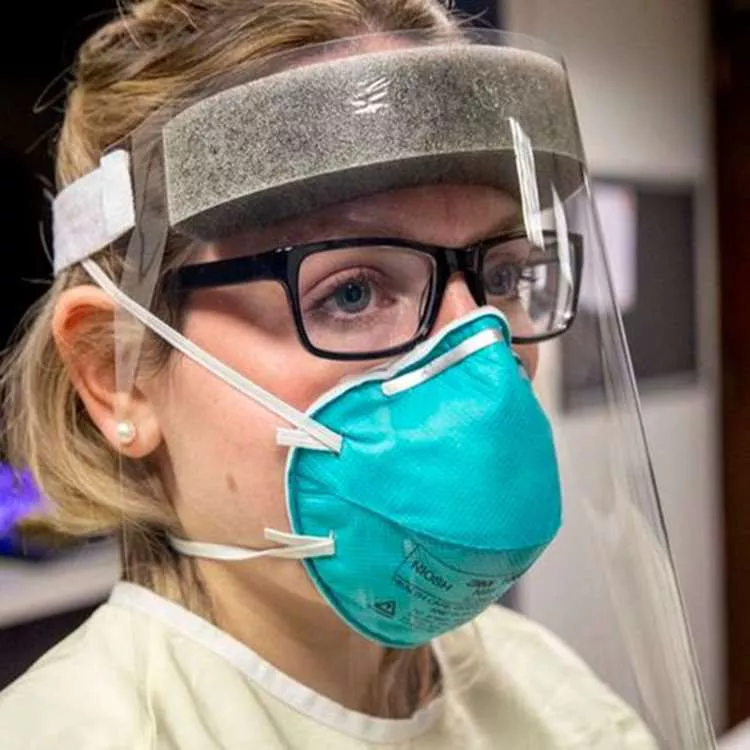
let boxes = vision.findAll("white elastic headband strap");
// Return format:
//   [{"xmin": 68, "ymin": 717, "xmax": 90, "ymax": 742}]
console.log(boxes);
[
  {"xmin": 53, "ymin": 150, "xmax": 136, "ymax": 274},
  {"xmin": 82, "ymin": 259, "xmax": 343, "ymax": 453},
  {"xmin": 169, "ymin": 528, "xmax": 335, "ymax": 562}
]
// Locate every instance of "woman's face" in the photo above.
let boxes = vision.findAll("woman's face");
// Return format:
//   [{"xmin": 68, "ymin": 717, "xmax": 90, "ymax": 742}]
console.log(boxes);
[{"xmin": 146, "ymin": 184, "xmax": 539, "ymax": 609}]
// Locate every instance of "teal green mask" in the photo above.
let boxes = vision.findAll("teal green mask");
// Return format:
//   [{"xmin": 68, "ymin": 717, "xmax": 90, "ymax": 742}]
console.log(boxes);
[{"xmin": 284, "ymin": 308, "xmax": 562, "ymax": 648}]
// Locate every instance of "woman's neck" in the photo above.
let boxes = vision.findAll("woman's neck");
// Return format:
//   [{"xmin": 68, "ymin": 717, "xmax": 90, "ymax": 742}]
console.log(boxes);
[{"xmin": 194, "ymin": 557, "xmax": 440, "ymax": 717}]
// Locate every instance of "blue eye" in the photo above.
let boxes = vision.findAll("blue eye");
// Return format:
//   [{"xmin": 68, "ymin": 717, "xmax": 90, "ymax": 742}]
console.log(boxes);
[{"xmin": 333, "ymin": 279, "xmax": 373, "ymax": 313}]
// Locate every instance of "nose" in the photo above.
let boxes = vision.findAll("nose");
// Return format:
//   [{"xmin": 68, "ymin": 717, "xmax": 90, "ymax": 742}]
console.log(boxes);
[{"xmin": 430, "ymin": 273, "xmax": 480, "ymax": 334}]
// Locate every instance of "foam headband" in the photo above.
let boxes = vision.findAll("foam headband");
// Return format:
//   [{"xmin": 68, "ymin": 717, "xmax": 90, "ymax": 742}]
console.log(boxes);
[
  {"xmin": 53, "ymin": 43, "xmax": 585, "ymax": 274},
  {"xmin": 162, "ymin": 44, "xmax": 585, "ymax": 239}
]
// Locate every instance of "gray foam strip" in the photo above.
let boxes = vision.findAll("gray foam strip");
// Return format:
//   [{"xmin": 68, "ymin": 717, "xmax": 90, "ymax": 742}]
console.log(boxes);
[{"xmin": 162, "ymin": 45, "xmax": 585, "ymax": 239}]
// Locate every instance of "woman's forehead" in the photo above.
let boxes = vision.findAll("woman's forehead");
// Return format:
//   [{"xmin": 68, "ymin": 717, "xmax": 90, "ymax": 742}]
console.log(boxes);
[{"xmin": 210, "ymin": 184, "xmax": 520, "ymax": 259}]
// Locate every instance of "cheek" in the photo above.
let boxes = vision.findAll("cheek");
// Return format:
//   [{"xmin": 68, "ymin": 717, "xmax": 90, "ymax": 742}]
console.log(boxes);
[
  {"xmin": 184, "ymin": 282, "xmax": 364, "ymax": 408},
  {"xmin": 150, "ymin": 287, "xmax": 368, "ymax": 539}
]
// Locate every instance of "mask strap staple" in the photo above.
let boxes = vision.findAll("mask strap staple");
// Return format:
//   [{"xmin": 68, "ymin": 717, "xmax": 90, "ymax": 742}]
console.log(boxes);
[{"xmin": 276, "ymin": 428, "xmax": 336, "ymax": 451}]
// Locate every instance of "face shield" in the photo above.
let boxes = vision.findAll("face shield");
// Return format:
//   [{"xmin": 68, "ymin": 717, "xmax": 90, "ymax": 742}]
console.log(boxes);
[{"xmin": 52, "ymin": 29, "xmax": 715, "ymax": 748}]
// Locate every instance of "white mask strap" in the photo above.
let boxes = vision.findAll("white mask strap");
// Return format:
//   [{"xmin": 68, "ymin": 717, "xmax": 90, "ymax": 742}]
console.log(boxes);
[
  {"xmin": 169, "ymin": 528, "xmax": 335, "ymax": 561},
  {"xmin": 82, "ymin": 260, "xmax": 342, "ymax": 454}
]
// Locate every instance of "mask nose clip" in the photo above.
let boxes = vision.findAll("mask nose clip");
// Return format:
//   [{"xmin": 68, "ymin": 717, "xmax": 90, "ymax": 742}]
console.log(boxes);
[{"xmin": 382, "ymin": 326, "xmax": 505, "ymax": 397}]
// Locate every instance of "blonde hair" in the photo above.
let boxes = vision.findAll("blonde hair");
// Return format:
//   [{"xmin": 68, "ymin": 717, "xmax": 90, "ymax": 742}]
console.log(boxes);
[{"xmin": 1, "ymin": 0, "xmax": 457, "ymax": 719}]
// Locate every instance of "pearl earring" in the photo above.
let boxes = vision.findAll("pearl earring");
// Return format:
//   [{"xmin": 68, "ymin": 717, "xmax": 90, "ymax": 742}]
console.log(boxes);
[{"xmin": 116, "ymin": 421, "xmax": 137, "ymax": 445}]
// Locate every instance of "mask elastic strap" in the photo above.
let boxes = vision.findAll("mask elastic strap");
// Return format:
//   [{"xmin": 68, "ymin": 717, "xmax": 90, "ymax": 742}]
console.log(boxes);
[
  {"xmin": 83, "ymin": 260, "xmax": 342, "ymax": 454},
  {"xmin": 168, "ymin": 528, "xmax": 335, "ymax": 561}
]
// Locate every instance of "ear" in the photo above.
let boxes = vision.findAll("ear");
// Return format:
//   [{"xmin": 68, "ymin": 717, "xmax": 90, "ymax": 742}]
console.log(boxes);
[{"xmin": 52, "ymin": 285, "xmax": 163, "ymax": 458}]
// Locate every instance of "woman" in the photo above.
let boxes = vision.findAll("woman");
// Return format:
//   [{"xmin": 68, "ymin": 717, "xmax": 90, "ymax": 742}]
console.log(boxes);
[{"xmin": 0, "ymin": 0, "xmax": 662, "ymax": 747}]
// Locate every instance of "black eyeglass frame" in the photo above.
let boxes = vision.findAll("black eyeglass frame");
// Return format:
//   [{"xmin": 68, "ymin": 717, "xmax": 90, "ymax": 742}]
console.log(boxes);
[{"xmin": 165, "ymin": 229, "xmax": 584, "ymax": 361}]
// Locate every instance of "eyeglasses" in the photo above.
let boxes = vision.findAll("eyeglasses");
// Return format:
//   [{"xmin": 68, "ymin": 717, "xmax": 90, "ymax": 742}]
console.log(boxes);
[{"xmin": 165, "ymin": 229, "xmax": 583, "ymax": 361}]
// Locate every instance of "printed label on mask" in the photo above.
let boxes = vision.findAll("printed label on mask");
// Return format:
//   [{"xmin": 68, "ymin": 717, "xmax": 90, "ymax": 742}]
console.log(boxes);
[{"xmin": 387, "ymin": 544, "xmax": 519, "ymax": 631}]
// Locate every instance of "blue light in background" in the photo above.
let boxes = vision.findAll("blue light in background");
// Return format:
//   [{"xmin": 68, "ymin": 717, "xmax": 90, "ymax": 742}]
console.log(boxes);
[{"xmin": 0, "ymin": 466, "xmax": 41, "ymax": 537}]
